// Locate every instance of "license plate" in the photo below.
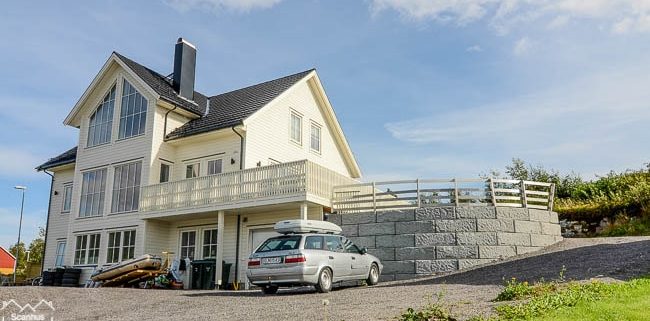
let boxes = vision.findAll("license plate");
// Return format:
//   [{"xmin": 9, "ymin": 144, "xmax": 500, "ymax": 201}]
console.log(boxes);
[{"xmin": 261, "ymin": 257, "xmax": 282, "ymax": 264}]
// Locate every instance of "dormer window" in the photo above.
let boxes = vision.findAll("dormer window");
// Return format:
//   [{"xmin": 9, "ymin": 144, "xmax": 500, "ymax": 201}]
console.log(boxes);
[
  {"xmin": 119, "ymin": 80, "xmax": 148, "ymax": 139},
  {"xmin": 87, "ymin": 85, "xmax": 116, "ymax": 147}
]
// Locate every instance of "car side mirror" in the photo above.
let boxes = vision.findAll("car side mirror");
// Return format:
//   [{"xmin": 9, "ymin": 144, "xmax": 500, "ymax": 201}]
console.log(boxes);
[{"xmin": 360, "ymin": 247, "xmax": 368, "ymax": 255}]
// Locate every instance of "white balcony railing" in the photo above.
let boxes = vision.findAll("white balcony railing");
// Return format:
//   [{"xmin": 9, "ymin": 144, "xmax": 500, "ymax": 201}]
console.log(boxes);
[{"xmin": 139, "ymin": 160, "xmax": 358, "ymax": 213}]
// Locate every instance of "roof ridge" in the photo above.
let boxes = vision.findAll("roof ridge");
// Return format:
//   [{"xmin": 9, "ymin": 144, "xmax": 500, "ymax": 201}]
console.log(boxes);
[{"xmin": 210, "ymin": 68, "xmax": 315, "ymax": 98}]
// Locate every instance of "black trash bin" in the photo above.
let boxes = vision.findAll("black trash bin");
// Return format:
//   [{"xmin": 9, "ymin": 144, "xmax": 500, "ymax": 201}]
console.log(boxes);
[{"xmin": 191, "ymin": 260, "xmax": 233, "ymax": 290}]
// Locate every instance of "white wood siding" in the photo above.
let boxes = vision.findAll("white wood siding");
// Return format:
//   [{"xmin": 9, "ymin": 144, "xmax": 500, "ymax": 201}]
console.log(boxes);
[{"xmin": 42, "ymin": 167, "xmax": 75, "ymax": 269}]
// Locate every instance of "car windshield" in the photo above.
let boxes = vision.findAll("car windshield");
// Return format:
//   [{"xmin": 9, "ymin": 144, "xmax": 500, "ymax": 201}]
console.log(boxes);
[{"xmin": 256, "ymin": 235, "xmax": 302, "ymax": 253}]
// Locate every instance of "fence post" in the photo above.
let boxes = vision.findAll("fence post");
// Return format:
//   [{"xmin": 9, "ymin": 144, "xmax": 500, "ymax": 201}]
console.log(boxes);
[
  {"xmin": 416, "ymin": 179, "xmax": 421, "ymax": 208},
  {"xmin": 489, "ymin": 178, "xmax": 497, "ymax": 207},
  {"xmin": 453, "ymin": 178, "xmax": 459, "ymax": 206},
  {"xmin": 372, "ymin": 182, "xmax": 377, "ymax": 213},
  {"xmin": 548, "ymin": 183, "xmax": 556, "ymax": 210},
  {"xmin": 520, "ymin": 180, "xmax": 527, "ymax": 208}
]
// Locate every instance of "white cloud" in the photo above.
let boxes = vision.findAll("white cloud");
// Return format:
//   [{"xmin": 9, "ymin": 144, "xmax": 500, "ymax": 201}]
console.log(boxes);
[
  {"xmin": 513, "ymin": 36, "xmax": 533, "ymax": 55},
  {"xmin": 370, "ymin": 0, "xmax": 650, "ymax": 34},
  {"xmin": 466, "ymin": 45, "xmax": 483, "ymax": 52},
  {"xmin": 165, "ymin": 0, "xmax": 283, "ymax": 12}
]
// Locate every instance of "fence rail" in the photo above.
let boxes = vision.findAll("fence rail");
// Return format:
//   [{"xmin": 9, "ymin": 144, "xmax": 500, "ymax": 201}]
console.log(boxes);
[{"xmin": 332, "ymin": 178, "xmax": 555, "ymax": 214}]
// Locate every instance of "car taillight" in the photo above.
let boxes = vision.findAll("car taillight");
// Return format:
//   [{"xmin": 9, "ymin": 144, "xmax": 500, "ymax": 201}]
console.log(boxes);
[
  {"xmin": 248, "ymin": 259, "xmax": 260, "ymax": 266},
  {"xmin": 284, "ymin": 254, "xmax": 306, "ymax": 264}
]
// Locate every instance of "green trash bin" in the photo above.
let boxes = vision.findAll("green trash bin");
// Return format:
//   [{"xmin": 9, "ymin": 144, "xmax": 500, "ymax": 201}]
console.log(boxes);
[{"xmin": 191, "ymin": 260, "xmax": 232, "ymax": 290}]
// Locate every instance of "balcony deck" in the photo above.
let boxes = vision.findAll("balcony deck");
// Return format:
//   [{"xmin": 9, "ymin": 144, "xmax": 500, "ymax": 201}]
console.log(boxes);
[{"xmin": 139, "ymin": 160, "xmax": 357, "ymax": 218}]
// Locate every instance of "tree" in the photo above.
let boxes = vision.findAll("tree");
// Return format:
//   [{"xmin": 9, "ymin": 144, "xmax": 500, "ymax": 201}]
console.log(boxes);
[
  {"xmin": 503, "ymin": 158, "xmax": 583, "ymax": 199},
  {"xmin": 8, "ymin": 227, "xmax": 45, "ymax": 278}
]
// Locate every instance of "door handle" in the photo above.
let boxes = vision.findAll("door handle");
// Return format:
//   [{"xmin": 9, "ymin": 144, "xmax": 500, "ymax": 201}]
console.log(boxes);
[
  {"xmin": 351, "ymin": 257, "xmax": 356, "ymax": 260},
  {"xmin": 329, "ymin": 256, "xmax": 334, "ymax": 260}
]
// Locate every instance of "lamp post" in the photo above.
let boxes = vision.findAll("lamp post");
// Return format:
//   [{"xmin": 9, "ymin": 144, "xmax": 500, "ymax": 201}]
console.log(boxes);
[{"xmin": 13, "ymin": 185, "xmax": 26, "ymax": 285}]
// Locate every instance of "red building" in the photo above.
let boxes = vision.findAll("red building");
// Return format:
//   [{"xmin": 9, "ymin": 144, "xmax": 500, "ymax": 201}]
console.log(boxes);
[{"xmin": 0, "ymin": 246, "xmax": 16, "ymax": 275}]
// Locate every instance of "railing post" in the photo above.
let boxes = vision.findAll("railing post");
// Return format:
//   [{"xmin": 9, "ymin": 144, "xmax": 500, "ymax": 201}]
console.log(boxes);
[
  {"xmin": 453, "ymin": 178, "xmax": 459, "ymax": 206},
  {"xmin": 416, "ymin": 178, "xmax": 421, "ymax": 208},
  {"xmin": 548, "ymin": 183, "xmax": 556, "ymax": 210},
  {"xmin": 372, "ymin": 182, "xmax": 377, "ymax": 213},
  {"xmin": 520, "ymin": 180, "xmax": 527, "ymax": 208},
  {"xmin": 489, "ymin": 178, "xmax": 497, "ymax": 207}
]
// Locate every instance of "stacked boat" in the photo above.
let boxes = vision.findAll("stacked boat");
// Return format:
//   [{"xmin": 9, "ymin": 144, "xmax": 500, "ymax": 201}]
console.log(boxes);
[{"xmin": 91, "ymin": 254, "xmax": 163, "ymax": 287}]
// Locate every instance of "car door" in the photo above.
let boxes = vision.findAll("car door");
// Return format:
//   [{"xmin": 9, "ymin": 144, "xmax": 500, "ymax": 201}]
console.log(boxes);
[
  {"xmin": 325, "ymin": 235, "xmax": 350, "ymax": 280},
  {"xmin": 342, "ymin": 237, "xmax": 367, "ymax": 278}
]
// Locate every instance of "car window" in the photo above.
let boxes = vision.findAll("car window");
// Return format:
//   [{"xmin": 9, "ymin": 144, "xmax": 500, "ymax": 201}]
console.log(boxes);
[
  {"xmin": 343, "ymin": 238, "xmax": 361, "ymax": 254},
  {"xmin": 325, "ymin": 236, "xmax": 344, "ymax": 252},
  {"xmin": 256, "ymin": 235, "xmax": 302, "ymax": 253},
  {"xmin": 304, "ymin": 236, "xmax": 324, "ymax": 250}
]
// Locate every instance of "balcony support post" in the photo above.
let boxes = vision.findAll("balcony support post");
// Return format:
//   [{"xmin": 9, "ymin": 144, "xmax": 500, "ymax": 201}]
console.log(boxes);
[
  {"xmin": 300, "ymin": 202, "xmax": 309, "ymax": 220},
  {"xmin": 215, "ymin": 210, "xmax": 225, "ymax": 289}
]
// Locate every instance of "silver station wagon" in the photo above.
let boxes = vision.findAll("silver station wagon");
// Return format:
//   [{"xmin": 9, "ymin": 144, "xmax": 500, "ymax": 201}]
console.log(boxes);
[{"xmin": 247, "ymin": 232, "xmax": 383, "ymax": 294}]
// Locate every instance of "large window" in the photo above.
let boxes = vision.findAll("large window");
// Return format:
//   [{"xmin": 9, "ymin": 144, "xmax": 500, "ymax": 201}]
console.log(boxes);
[
  {"xmin": 290, "ymin": 112, "xmax": 302, "ymax": 144},
  {"xmin": 87, "ymin": 85, "xmax": 116, "ymax": 147},
  {"xmin": 62, "ymin": 184, "xmax": 73, "ymax": 213},
  {"xmin": 180, "ymin": 231, "xmax": 196, "ymax": 260},
  {"xmin": 106, "ymin": 230, "xmax": 136, "ymax": 263},
  {"xmin": 207, "ymin": 159, "xmax": 222, "ymax": 175},
  {"xmin": 55, "ymin": 241, "xmax": 66, "ymax": 267},
  {"xmin": 79, "ymin": 169, "xmax": 107, "ymax": 217},
  {"xmin": 111, "ymin": 161, "xmax": 142, "ymax": 213},
  {"xmin": 310, "ymin": 122, "xmax": 321, "ymax": 153},
  {"xmin": 119, "ymin": 80, "xmax": 148, "ymax": 139},
  {"xmin": 202, "ymin": 229, "xmax": 218, "ymax": 258},
  {"xmin": 74, "ymin": 233, "xmax": 100, "ymax": 265}
]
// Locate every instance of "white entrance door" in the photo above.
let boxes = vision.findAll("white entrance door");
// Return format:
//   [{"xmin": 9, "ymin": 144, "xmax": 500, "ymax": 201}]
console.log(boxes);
[{"xmin": 249, "ymin": 228, "xmax": 281, "ymax": 254}]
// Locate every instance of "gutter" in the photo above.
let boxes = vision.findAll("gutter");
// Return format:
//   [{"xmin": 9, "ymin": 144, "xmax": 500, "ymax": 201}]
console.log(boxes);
[
  {"xmin": 40, "ymin": 170, "xmax": 54, "ymax": 273},
  {"xmin": 231, "ymin": 124, "xmax": 244, "ymax": 170},
  {"xmin": 163, "ymin": 106, "xmax": 178, "ymax": 138}
]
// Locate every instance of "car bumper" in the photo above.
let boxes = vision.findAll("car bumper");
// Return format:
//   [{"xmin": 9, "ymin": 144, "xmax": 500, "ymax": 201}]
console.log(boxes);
[{"xmin": 247, "ymin": 265, "xmax": 319, "ymax": 286}]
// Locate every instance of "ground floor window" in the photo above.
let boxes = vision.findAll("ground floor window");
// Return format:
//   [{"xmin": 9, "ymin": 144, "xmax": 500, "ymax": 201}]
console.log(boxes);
[
  {"xmin": 55, "ymin": 241, "xmax": 66, "ymax": 266},
  {"xmin": 106, "ymin": 230, "xmax": 136, "ymax": 264},
  {"xmin": 202, "ymin": 229, "xmax": 218, "ymax": 258},
  {"xmin": 74, "ymin": 233, "xmax": 100, "ymax": 265},
  {"xmin": 180, "ymin": 231, "xmax": 196, "ymax": 260}
]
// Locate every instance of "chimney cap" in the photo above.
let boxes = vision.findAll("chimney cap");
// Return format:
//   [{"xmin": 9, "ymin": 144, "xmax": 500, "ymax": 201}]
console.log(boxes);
[{"xmin": 176, "ymin": 37, "xmax": 196, "ymax": 49}]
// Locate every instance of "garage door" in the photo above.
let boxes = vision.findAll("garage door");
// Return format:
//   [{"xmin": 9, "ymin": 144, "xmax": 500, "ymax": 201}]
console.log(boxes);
[{"xmin": 249, "ymin": 228, "xmax": 281, "ymax": 255}]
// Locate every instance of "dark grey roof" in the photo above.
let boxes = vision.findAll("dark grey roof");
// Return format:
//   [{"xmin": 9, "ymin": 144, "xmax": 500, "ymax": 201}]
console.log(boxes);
[
  {"xmin": 36, "ymin": 146, "xmax": 77, "ymax": 171},
  {"xmin": 166, "ymin": 69, "xmax": 314, "ymax": 140},
  {"xmin": 114, "ymin": 52, "xmax": 207, "ymax": 116}
]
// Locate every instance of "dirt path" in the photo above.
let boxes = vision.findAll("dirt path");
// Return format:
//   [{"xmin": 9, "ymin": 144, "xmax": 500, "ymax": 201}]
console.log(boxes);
[{"xmin": 1, "ymin": 237, "xmax": 649, "ymax": 321}]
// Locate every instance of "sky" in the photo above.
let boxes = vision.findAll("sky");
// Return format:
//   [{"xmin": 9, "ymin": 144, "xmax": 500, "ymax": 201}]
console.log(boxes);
[{"xmin": 1, "ymin": 0, "xmax": 650, "ymax": 249}]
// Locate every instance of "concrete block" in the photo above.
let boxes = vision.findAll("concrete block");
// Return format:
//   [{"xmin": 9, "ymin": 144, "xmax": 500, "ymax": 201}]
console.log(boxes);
[
  {"xmin": 436, "ymin": 219, "xmax": 477, "ymax": 232},
  {"xmin": 458, "ymin": 259, "xmax": 496, "ymax": 270},
  {"xmin": 341, "ymin": 224, "xmax": 358, "ymax": 237},
  {"xmin": 456, "ymin": 207, "xmax": 496, "ymax": 219},
  {"xmin": 396, "ymin": 221, "xmax": 435, "ymax": 234},
  {"xmin": 516, "ymin": 246, "xmax": 543, "ymax": 255},
  {"xmin": 496, "ymin": 207, "xmax": 529, "ymax": 220},
  {"xmin": 479, "ymin": 245, "xmax": 516, "ymax": 259},
  {"xmin": 415, "ymin": 233, "xmax": 456, "ymax": 246},
  {"xmin": 383, "ymin": 260, "xmax": 415, "ymax": 274},
  {"xmin": 325, "ymin": 213, "xmax": 342, "ymax": 226},
  {"xmin": 395, "ymin": 274, "xmax": 419, "ymax": 280},
  {"xmin": 342, "ymin": 212, "xmax": 376, "ymax": 225},
  {"xmin": 359, "ymin": 222, "xmax": 395, "ymax": 236},
  {"xmin": 497, "ymin": 232, "xmax": 531, "ymax": 246},
  {"xmin": 476, "ymin": 219, "xmax": 515, "ymax": 232},
  {"xmin": 529, "ymin": 209, "xmax": 550, "ymax": 222},
  {"xmin": 514, "ymin": 220, "xmax": 541, "ymax": 234},
  {"xmin": 541, "ymin": 222, "xmax": 561, "ymax": 235},
  {"xmin": 367, "ymin": 248, "xmax": 395, "ymax": 261},
  {"xmin": 395, "ymin": 247, "xmax": 436, "ymax": 260},
  {"xmin": 416, "ymin": 207, "xmax": 456, "ymax": 220},
  {"xmin": 377, "ymin": 210, "xmax": 415, "ymax": 222},
  {"xmin": 554, "ymin": 236, "xmax": 564, "ymax": 243},
  {"xmin": 436, "ymin": 246, "xmax": 478, "ymax": 259},
  {"xmin": 379, "ymin": 275, "xmax": 395, "ymax": 282},
  {"xmin": 549, "ymin": 211, "xmax": 559, "ymax": 224},
  {"xmin": 456, "ymin": 232, "xmax": 498, "ymax": 245},
  {"xmin": 416, "ymin": 260, "xmax": 458, "ymax": 274},
  {"xmin": 348, "ymin": 236, "xmax": 376, "ymax": 249},
  {"xmin": 531, "ymin": 234, "xmax": 556, "ymax": 247},
  {"xmin": 376, "ymin": 234, "xmax": 415, "ymax": 248}
]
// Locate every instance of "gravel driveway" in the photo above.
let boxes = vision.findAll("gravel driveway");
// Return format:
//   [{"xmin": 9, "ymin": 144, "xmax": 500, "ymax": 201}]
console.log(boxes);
[{"xmin": 2, "ymin": 236, "xmax": 649, "ymax": 321}]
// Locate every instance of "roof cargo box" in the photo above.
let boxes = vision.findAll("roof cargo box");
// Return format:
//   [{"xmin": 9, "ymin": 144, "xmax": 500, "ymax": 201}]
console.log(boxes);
[{"xmin": 274, "ymin": 219, "xmax": 342, "ymax": 235}]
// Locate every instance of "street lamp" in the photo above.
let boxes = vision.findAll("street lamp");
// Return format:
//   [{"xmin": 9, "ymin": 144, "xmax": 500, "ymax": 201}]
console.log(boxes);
[{"xmin": 13, "ymin": 185, "xmax": 26, "ymax": 285}]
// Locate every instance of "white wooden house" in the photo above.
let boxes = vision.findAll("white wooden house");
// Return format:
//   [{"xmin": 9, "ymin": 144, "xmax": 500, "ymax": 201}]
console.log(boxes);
[{"xmin": 37, "ymin": 38, "xmax": 361, "ymax": 286}]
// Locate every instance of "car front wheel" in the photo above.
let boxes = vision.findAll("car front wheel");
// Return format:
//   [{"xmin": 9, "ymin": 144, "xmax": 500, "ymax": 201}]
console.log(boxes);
[
  {"xmin": 315, "ymin": 268, "xmax": 332, "ymax": 293},
  {"xmin": 261, "ymin": 285, "xmax": 278, "ymax": 295},
  {"xmin": 366, "ymin": 263, "xmax": 379, "ymax": 286}
]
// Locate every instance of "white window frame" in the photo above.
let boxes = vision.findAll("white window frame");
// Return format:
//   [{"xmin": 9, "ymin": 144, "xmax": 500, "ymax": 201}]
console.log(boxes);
[
  {"xmin": 55, "ymin": 241, "xmax": 66, "ymax": 267},
  {"xmin": 87, "ymin": 85, "xmax": 116, "ymax": 148},
  {"xmin": 118, "ymin": 79, "xmax": 148, "ymax": 140},
  {"xmin": 62, "ymin": 183, "xmax": 73, "ymax": 213},
  {"xmin": 207, "ymin": 158, "xmax": 223, "ymax": 176},
  {"xmin": 79, "ymin": 168, "xmax": 108, "ymax": 218},
  {"xmin": 185, "ymin": 162, "xmax": 200, "ymax": 179},
  {"xmin": 106, "ymin": 230, "xmax": 136, "ymax": 264},
  {"xmin": 290, "ymin": 110, "xmax": 303, "ymax": 145},
  {"xmin": 201, "ymin": 228, "xmax": 219, "ymax": 259},
  {"xmin": 160, "ymin": 162, "xmax": 172, "ymax": 183},
  {"xmin": 310, "ymin": 121, "xmax": 322, "ymax": 154},
  {"xmin": 74, "ymin": 233, "xmax": 101, "ymax": 265},
  {"xmin": 179, "ymin": 230, "xmax": 197, "ymax": 260},
  {"xmin": 111, "ymin": 161, "xmax": 142, "ymax": 213}
]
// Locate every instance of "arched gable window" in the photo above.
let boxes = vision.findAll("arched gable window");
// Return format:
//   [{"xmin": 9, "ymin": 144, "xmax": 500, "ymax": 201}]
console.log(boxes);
[
  {"xmin": 87, "ymin": 85, "xmax": 116, "ymax": 147},
  {"xmin": 119, "ymin": 80, "xmax": 148, "ymax": 139}
]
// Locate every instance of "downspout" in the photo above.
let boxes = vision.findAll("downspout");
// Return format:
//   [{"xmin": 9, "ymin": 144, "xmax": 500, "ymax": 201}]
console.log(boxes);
[
  {"xmin": 231, "ymin": 123, "xmax": 244, "ymax": 285},
  {"xmin": 163, "ymin": 106, "xmax": 178, "ymax": 139},
  {"xmin": 40, "ymin": 170, "xmax": 54, "ymax": 273}
]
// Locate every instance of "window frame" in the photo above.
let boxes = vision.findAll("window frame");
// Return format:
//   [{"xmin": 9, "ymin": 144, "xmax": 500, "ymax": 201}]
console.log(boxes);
[
  {"xmin": 160, "ymin": 162, "xmax": 172, "ymax": 183},
  {"xmin": 55, "ymin": 241, "xmax": 66, "ymax": 267},
  {"xmin": 62, "ymin": 183, "xmax": 73, "ymax": 213},
  {"xmin": 79, "ymin": 168, "xmax": 108, "ymax": 218},
  {"xmin": 86, "ymin": 85, "xmax": 116, "ymax": 148},
  {"xmin": 202, "ymin": 228, "xmax": 218, "ymax": 259},
  {"xmin": 179, "ymin": 230, "xmax": 197, "ymax": 260},
  {"xmin": 106, "ymin": 231, "xmax": 122, "ymax": 264},
  {"xmin": 290, "ymin": 111, "xmax": 303, "ymax": 145},
  {"xmin": 207, "ymin": 158, "xmax": 223, "ymax": 176},
  {"xmin": 110, "ymin": 161, "xmax": 142, "ymax": 214},
  {"xmin": 74, "ymin": 233, "xmax": 101, "ymax": 265},
  {"xmin": 118, "ymin": 79, "xmax": 148, "ymax": 140},
  {"xmin": 310, "ymin": 121, "xmax": 322, "ymax": 154},
  {"xmin": 185, "ymin": 163, "xmax": 200, "ymax": 179}
]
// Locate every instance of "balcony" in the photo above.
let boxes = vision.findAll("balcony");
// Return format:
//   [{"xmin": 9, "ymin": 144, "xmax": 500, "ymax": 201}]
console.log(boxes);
[{"xmin": 139, "ymin": 160, "xmax": 357, "ymax": 216}]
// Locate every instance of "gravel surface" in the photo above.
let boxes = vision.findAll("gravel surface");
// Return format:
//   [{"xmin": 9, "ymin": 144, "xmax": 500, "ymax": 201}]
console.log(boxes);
[{"xmin": 1, "ymin": 236, "xmax": 649, "ymax": 321}]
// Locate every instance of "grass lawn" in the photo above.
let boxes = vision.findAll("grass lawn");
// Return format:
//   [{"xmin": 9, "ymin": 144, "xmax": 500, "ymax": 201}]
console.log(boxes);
[{"xmin": 534, "ymin": 278, "xmax": 650, "ymax": 321}]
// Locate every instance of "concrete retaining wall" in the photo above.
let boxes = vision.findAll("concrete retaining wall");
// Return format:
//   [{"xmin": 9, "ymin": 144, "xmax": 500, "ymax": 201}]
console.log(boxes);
[{"xmin": 326, "ymin": 207, "xmax": 562, "ymax": 281}]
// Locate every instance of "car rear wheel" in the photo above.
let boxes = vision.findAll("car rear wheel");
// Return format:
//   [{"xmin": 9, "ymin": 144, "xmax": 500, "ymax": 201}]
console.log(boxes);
[
  {"xmin": 315, "ymin": 268, "xmax": 332, "ymax": 293},
  {"xmin": 366, "ymin": 263, "xmax": 379, "ymax": 286},
  {"xmin": 261, "ymin": 285, "xmax": 279, "ymax": 295}
]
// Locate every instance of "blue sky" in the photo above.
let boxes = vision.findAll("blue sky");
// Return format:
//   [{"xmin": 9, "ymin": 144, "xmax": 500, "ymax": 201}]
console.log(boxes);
[{"xmin": 1, "ymin": 0, "xmax": 650, "ymax": 249}]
